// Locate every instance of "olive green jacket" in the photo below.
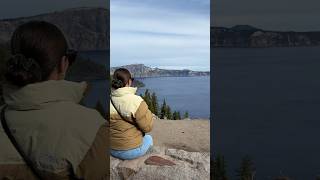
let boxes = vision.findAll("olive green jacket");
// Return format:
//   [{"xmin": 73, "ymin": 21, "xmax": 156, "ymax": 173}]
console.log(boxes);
[{"xmin": 0, "ymin": 80, "xmax": 109, "ymax": 180}]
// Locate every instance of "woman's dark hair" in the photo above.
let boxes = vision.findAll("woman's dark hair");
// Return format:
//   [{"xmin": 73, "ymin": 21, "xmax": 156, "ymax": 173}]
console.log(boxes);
[
  {"xmin": 5, "ymin": 21, "xmax": 69, "ymax": 86},
  {"xmin": 112, "ymin": 68, "xmax": 133, "ymax": 89}
]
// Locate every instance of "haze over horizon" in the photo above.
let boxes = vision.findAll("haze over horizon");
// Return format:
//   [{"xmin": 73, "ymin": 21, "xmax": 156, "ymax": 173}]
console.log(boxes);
[{"xmin": 111, "ymin": 0, "xmax": 210, "ymax": 71}]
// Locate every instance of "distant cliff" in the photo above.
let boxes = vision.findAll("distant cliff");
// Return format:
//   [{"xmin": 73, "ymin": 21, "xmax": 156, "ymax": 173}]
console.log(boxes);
[
  {"xmin": 212, "ymin": 25, "xmax": 320, "ymax": 48},
  {"xmin": 0, "ymin": 7, "xmax": 109, "ymax": 51},
  {"xmin": 110, "ymin": 64, "xmax": 210, "ymax": 78}
]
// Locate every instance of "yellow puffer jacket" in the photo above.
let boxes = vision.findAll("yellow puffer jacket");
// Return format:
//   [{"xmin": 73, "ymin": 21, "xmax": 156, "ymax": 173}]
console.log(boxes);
[{"xmin": 110, "ymin": 87, "xmax": 153, "ymax": 150}]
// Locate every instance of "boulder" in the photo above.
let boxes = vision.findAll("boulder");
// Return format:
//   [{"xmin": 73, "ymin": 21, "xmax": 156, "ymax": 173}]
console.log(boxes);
[{"xmin": 110, "ymin": 146, "xmax": 210, "ymax": 180}]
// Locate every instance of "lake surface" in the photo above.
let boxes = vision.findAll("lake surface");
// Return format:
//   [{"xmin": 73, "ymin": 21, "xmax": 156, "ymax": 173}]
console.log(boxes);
[
  {"xmin": 79, "ymin": 50, "xmax": 108, "ymax": 65},
  {"xmin": 213, "ymin": 47, "xmax": 320, "ymax": 179},
  {"xmin": 137, "ymin": 76, "xmax": 210, "ymax": 119},
  {"xmin": 82, "ymin": 80, "xmax": 107, "ymax": 110},
  {"xmin": 78, "ymin": 51, "xmax": 108, "ymax": 110}
]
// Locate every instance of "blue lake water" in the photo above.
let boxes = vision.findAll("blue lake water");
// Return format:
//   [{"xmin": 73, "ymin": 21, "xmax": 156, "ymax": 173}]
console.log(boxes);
[
  {"xmin": 82, "ymin": 80, "xmax": 107, "ymax": 110},
  {"xmin": 213, "ymin": 47, "xmax": 320, "ymax": 179},
  {"xmin": 78, "ymin": 51, "xmax": 108, "ymax": 110},
  {"xmin": 79, "ymin": 50, "xmax": 108, "ymax": 65},
  {"xmin": 137, "ymin": 76, "xmax": 210, "ymax": 119}
]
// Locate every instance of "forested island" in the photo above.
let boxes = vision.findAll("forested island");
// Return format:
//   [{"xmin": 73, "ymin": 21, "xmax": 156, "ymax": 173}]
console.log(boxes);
[
  {"xmin": 110, "ymin": 64, "xmax": 210, "ymax": 78},
  {"xmin": 212, "ymin": 25, "xmax": 320, "ymax": 48}
]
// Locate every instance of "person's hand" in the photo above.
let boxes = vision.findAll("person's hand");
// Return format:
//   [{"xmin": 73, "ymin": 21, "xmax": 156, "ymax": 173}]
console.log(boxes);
[{"xmin": 152, "ymin": 113, "xmax": 160, "ymax": 120}]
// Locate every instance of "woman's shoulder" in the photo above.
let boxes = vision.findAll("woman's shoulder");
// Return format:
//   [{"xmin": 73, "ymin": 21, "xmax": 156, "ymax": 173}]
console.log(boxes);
[
  {"xmin": 68, "ymin": 102, "xmax": 105, "ymax": 121},
  {"xmin": 131, "ymin": 94, "xmax": 144, "ymax": 102},
  {"xmin": 111, "ymin": 94, "xmax": 144, "ymax": 116},
  {"xmin": 45, "ymin": 101, "xmax": 106, "ymax": 127},
  {"xmin": 120, "ymin": 93, "xmax": 144, "ymax": 105}
]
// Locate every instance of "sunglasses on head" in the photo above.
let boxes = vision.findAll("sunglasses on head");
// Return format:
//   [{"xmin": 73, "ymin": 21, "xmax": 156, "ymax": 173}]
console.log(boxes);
[{"xmin": 65, "ymin": 49, "xmax": 77, "ymax": 65}]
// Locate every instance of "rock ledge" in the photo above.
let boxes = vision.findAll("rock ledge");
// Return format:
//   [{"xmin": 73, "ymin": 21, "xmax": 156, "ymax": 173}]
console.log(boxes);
[{"xmin": 110, "ymin": 146, "xmax": 210, "ymax": 180}]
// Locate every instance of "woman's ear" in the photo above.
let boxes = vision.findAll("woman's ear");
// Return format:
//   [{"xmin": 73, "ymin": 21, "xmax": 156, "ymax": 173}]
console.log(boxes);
[
  {"xmin": 59, "ymin": 56, "xmax": 69, "ymax": 80},
  {"xmin": 127, "ymin": 79, "xmax": 132, "ymax": 87}
]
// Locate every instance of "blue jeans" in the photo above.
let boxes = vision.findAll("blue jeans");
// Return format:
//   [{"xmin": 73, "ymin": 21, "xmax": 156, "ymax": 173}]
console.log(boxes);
[{"xmin": 111, "ymin": 135, "xmax": 153, "ymax": 160}]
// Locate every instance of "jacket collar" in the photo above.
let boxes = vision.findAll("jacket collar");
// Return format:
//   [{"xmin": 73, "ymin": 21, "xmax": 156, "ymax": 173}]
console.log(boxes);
[
  {"xmin": 3, "ymin": 80, "xmax": 87, "ymax": 110},
  {"xmin": 111, "ymin": 87, "xmax": 137, "ymax": 97}
]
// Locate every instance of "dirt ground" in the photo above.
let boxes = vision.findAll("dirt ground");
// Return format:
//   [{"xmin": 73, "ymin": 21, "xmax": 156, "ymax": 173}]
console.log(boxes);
[{"xmin": 149, "ymin": 119, "xmax": 210, "ymax": 152}]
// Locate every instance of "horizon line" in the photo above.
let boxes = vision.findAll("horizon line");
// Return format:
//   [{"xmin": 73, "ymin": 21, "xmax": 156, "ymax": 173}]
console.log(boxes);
[
  {"xmin": 110, "ymin": 64, "xmax": 210, "ymax": 72},
  {"xmin": 211, "ymin": 24, "xmax": 320, "ymax": 33}
]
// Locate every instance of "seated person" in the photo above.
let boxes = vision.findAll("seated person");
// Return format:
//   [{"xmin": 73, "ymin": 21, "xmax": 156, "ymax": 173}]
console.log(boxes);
[{"xmin": 110, "ymin": 68, "xmax": 154, "ymax": 160}]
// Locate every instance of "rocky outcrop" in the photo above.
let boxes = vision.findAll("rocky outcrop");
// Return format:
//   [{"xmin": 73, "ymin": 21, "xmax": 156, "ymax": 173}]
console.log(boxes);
[
  {"xmin": 110, "ymin": 64, "xmax": 210, "ymax": 78},
  {"xmin": 110, "ymin": 146, "xmax": 210, "ymax": 180},
  {"xmin": 110, "ymin": 119, "xmax": 210, "ymax": 179},
  {"xmin": 111, "ymin": 119, "xmax": 210, "ymax": 179},
  {"xmin": 0, "ymin": 7, "xmax": 109, "ymax": 51},
  {"xmin": 150, "ymin": 119, "xmax": 210, "ymax": 152},
  {"xmin": 211, "ymin": 25, "xmax": 320, "ymax": 48}
]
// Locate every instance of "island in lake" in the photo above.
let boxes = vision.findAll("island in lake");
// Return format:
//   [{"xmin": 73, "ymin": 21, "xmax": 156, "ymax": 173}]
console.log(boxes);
[
  {"xmin": 110, "ymin": 64, "xmax": 210, "ymax": 78},
  {"xmin": 212, "ymin": 25, "xmax": 320, "ymax": 48}
]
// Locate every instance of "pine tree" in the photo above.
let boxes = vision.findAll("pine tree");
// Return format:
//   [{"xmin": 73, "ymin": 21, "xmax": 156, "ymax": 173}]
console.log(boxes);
[
  {"xmin": 166, "ymin": 105, "xmax": 172, "ymax": 119},
  {"xmin": 149, "ymin": 100, "xmax": 155, "ymax": 115},
  {"xmin": 236, "ymin": 155, "xmax": 255, "ymax": 180},
  {"xmin": 143, "ymin": 89, "xmax": 155, "ymax": 113},
  {"xmin": 160, "ymin": 99, "xmax": 167, "ymax": 119},
  {"xmin": 184, "ymin": 111, "xmax": 189, "ymax": 119},
  {"xmin": 144, "ymin": 89, "xmax": 151, "ymax": 106},
  {"xmin": 173, "ymin": 111, "xmax": 178, "ymax": 120},
  {"xmin": 213, "ymin": 154, "xmax": 228, "ymax": 180},
  {"xmin": 177, "ymin": 111, "xmax": 181, "ymax": 120},
  {"xmin": 151, "ymin": 92, "xmax": 159, "ymax": 116}
]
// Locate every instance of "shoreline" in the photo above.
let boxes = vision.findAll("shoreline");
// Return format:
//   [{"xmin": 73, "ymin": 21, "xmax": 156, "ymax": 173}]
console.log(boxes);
[{"xmin": 135, "ymin": 75, "xmax": 210, "ymax": 79}]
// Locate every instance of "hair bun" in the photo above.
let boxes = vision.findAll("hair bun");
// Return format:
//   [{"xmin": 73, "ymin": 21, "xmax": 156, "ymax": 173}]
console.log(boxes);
[
  {"xmin": 5, "ymin": 54, "xmax": 42, "ymax": 86},
  {"xmin": 112, "ymin": 79, "xmax": 125, "ymax": 89}
]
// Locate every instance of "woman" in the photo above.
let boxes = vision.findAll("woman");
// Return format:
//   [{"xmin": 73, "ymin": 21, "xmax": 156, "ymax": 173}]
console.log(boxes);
[
  {"xmin": 110, "ymin": 68, "xmax": 154, "ymax": 160},
  {"xmin": 0, "ymin": 21, "xmax": 109, "ymax": 179}
]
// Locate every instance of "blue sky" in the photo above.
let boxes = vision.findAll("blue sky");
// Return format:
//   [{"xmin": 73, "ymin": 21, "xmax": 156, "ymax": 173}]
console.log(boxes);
[{"xmin": 111, "ymin": 0, "xmax": 210, "ymax": 71}]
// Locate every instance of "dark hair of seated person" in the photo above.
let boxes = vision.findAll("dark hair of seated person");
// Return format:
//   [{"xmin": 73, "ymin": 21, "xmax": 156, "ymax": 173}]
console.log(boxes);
[
  {"xmin": 5, "ymin": 21, "xmax": 76, "ymax": 87},
  {"xmin": 111, "ymin": 68, "xmax": 133, "ymax": 89}
]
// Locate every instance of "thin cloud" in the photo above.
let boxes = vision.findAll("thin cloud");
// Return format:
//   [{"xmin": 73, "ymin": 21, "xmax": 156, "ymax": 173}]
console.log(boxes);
[{"xmin": 111, "ymin": 0, "xmax": 210, "ymax": 71}]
